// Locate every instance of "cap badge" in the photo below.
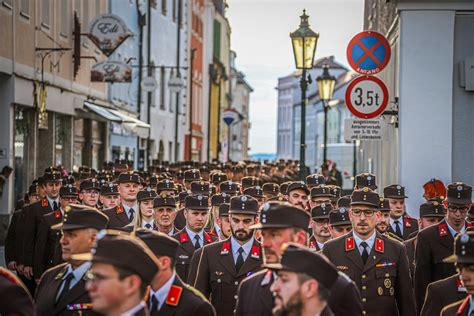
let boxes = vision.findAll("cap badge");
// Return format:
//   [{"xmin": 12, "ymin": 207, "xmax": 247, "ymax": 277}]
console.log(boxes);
[
  {"xmin": 146, "ymin": 187, "xmax": 152, "ymax": 192},
  {"xmin": 457, "ymin": 185, "xmax": 463, "ymax": 191},
  {"xmin": 460, "ymin": 234, "xmax": 469, "ymax": 244},
  {"xmin": 367, "ymin": 176, "xmax": 372, "ymax": 180},
  {"xmin": 340, "ymin": 207, "xmax": 346, "ymax": 213},
  {"xmin": 241, "ymin": 196, "xmax": 248, "ymax": 202},
  {"xmin": 396, "ymin": 185, "xmax": 401, "ymax": 190},
  {"xmin": 321, "ymin": 203, "xmax": 326, "ymax": 208},
  {"xmin": 197, "ymin": 195, "xmax": 203, "ymax": 201},
  {"xmin": 433, "ymin": 201, "xmax": 439, "ymax": 206},
  {"xmin": 362, "ymin": 187, "xmax": 369, "ymax": 192}
]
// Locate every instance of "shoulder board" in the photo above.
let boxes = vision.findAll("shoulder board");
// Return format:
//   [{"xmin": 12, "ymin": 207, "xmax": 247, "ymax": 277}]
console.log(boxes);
[
  {"xmin": 166, "ymin": 285, "xmax": 183, "ymax": 306},
  {"xmin": 345, "ymin": 237, "xmax": 355, "ymax": 252},
  {"xmin": 221, "ymin": 242, "xmax": 230, "ymax": 255},
  {"xmin": 204, "ymin": 232, "xmax": 212, "ymax": 243},
  {"xmin": 42, "ymin": 199, "xmax": 48, "ymax": 207},
  {"xmin": 250, "ymin": 244, "xmax": 261, "ymax": 259},
  {"xmin": 180, "ymin": 232, "xmax": 189, "ymax": 243},
  {"xmin": 457, "ymin": 296, "xmax": 470, "ymax": 315},
  {"xmin": 116, "ymin": 204, "xmax": 124, "ymax": 214},
  {"xmin": 375, "ymin": 238, "xmax": 384, "ymax": 253},
  {"xmin": 54, "ymin": 210, "xmax": 62, "ymax": 219},
  {"xmin": 438, "ymin": 223, "xmax": 448, "ymax": 237}
]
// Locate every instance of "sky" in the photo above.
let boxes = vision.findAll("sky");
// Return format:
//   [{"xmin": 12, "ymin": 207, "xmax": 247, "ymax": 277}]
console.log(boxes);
[{"xmin": 226, "ymin": 0, "xmax": 364, "ymax": 155}]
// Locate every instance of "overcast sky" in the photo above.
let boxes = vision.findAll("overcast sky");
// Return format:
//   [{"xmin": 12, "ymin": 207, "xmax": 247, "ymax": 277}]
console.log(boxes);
[{"xmin": 227, "ymin": 0, "xmax": 364, "ymax": 155}]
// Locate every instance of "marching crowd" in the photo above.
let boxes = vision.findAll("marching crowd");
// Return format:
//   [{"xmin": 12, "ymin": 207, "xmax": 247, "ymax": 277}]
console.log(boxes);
[{"xmin": 1, "ymin": 159, "xmax": 473, "ymax": 316}]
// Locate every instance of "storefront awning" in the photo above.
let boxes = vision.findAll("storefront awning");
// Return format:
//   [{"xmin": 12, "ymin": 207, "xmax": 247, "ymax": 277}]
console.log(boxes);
[{"xmin": 84, "ymin": 102, "xmax": 123, "ymax": 122}]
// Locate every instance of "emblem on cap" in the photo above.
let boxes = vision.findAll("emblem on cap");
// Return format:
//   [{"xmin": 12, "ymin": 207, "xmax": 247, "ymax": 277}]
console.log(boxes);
[
  {"xmin": 396, "ymin": 185, "xmax": 401, "ymax": 190},
  {"xmin": 363, "ymin": 187, "xmax": 369, "ymax": 192},
  {"xmin": 146, "ymin": 187, "xmax": 152, "ymax": 192},
  {"xmin": 241, "ymin": 196, "xmax": 248, "ymax": 202},
  {"xmin": 340, "ymin": 207, "xmax": 346, "ymax": 213},
  {"xmin": 197, "ymin": 195, "xmax": 203, "ymax": 201},
  {"xmin": 321, "ymin": 203, "xmax": 326, "ymax": 208},
  {"xmin": 262, "ymin": 203, "xmax": 270, "ymax": 212},
  {"xmin": 460, "ymin": 234, "xmax": 469, "ymax": 244},
  {"xmin": 457, "ymin": 185, "xmax": 463, "ymax": 191}
]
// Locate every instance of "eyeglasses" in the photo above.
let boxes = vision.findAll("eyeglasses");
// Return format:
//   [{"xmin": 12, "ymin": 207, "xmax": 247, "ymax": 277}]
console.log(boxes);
[
  {"xmin": 351, "ymin": 209, "xmax": 376, "ymax": 217},
  {"xmin": 88, "ymin": 272, "xmax": 119, "ymax": 284},
  {"xmin": 447, "ymin": 205, "xmax": 469, "ymax": 214}
]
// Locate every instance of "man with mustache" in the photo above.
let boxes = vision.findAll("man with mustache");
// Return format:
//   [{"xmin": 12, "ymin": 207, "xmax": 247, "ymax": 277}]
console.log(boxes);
[
  {"xmin": 286, "ymin": 181, "xmax": 310, "ymax": 211},
  {"xmin": 323, "ymin": 188, "xmax": 416, "ymax": 316},
  {"xmin": 309, "ymin": 203, "xmax": 332, "ymax": 251},
  {"xmin": 154, "ymin": 194, "xmax": 178, "ymax": 236},
  {"xmin": 192, "ymin": 195, "xmax": 262, "ymax": 315}
]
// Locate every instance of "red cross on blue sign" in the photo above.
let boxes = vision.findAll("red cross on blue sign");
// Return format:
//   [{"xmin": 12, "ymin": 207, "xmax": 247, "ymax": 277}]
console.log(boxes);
[{"xmin": 347, "ymin": 31, "xmax": 391, "ymax": 75}]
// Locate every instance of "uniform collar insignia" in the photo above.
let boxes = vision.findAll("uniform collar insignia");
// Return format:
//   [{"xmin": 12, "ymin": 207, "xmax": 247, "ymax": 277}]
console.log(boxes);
[
  {"xmin": 261, "ymin": 269, "xmax": 273, "ymax": 286},
  {"xmin": 180, "ymin": 232, "xmax": 189, "ymax": 243},
  {"xmin": 54, "ymin": 210, "xmax": 62, "ymax": 219},
  {"xmin": 250, "ymin": 244, "xmax": 260, "ymax": 259},
  {"xmin": 221, "ymin": 242, "xmax": 231, "ymax": 255},
  {"xmin": 166, "ymin": 285, "xmax": 183, "ymax": 306},
  {"xmin": 83, "ymin": 269, "xmax": 93, "ymax": 282},
  {"xmin": 42, "ymin": 199, "xmax": 48, "ymax": 207},
  {"xmin": 116, "ymin": 204, "xmax": 124, "ymax": 214},
  {"xmin": 204, "ymin": 232, "xmax": 212, "ymax": 243},
  {"xmin": 404, "ymin": 217, "xmax": 412, "ymax": 228},
  {"xmin": 375, "ymin": 238, "xmax": 384, "ymax": 253},
  {"xmin": 345, "ymin": 237, "xmax": 355, "ymax": 252},
  {"xmin": 467, "ymin": 222, "xmax": 473, "ymax": 229},
  {"xmin": 438, "ymin": 223, "xmax": 448, "ymax": 237},
  {"xmin": 55, "ymin": 265, "xmax": 68, "ymax": 280},
  {"xmin": 457, "ymin": 295, "xmax": 470, "ymax": 315},
  {"xmin": 456, "ymin": 277, "xmax": 467, "ymax": 292},
  {"xmin": 144, "ymin": 285, "xmax": 151, "ymax": 301},
  {"xmin": 309, "ymin": 239, "xmax": 317, "ymax": 249}
]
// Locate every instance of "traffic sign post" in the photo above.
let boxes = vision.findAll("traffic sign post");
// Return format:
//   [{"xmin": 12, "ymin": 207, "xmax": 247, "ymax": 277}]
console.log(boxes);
[
  {"xmin": 347, "ymin": 31, "xmax": 391, "ymax": 75},
  {"xmin": 345, "ymin": 76, "xmax": 389, "ymax": 119}
]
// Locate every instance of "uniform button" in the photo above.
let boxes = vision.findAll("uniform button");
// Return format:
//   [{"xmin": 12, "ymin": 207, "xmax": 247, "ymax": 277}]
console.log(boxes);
[
  {"xmin": 362, "ymin": 298, "xmax": 366, "ymax": 302},
  {"xmin": 235, "ymin": 281, "xmax": 239, "ymax": 285},
  {"xmin": 234, "ymin": 295, "xmax": 238, "ymax": 299},
  {"xmin": 362, "ymin": 274, "xmax": 366, "ymax": 279},
  {"xmin": 217, "ymin": 279, "xmax": 221, "ymax": 283},
  {"xmin": 362, "ymin": 311, "xmax": 366, "ymax": 315},
  {"xmin": 181, "ymin": 261, "xmax": 185, "ymax": 264},
  {"xmin": 362, "ymin": 286, "xmax": 367, "ymax": 290}
]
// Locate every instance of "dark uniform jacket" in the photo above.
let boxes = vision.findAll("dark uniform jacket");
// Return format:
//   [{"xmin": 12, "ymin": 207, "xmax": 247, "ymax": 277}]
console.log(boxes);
[
  {"xmin": 441, "ymin": 296, "xmax": 471, "ymax": 316},
  {"xmin": 174, "ymin": 208, "xmax": 186, "ymax": 231},
  {"xmin": 172, "ymin": 229, "xmax": 216, "ymax": 281},
  {"xmin": 387, "ymin": 215, "xmax": 419, "ymax": 240},
  {"xmin": 404, "ymin": 236, "xmax": 416, "ymax": 284},
  {"xmin": 4, "ymin": 208, "xmax": 22, "ymax": 264},
  {"xmin": 414, "ymin": 219, "xmax": 470, "ymax": 312},
  {"xmin": 193, "ymin": 238, "xmax": 263, "ymax": 316},
  {"xmin": 34, "ymin": 210, "xmax": 64, "ymax": 278},
  {"xmin": 309, "ymin": 235, "xmax": 323, "ymax": 252},
  {"xmin": 235, "ymin": 267, "xmax": 363, "ymax": 316},
  {"xmin": 323, "ymin": 231, "xmax": 416, "ymax": 316},
  {"xmin": 35, "ymin": 262, "xmax": 99, "ymax": 316},
  {"xmin": 421, "ymin": 274, "xmax": 467, "ymax": 316},
  {"xmin": 102, "ymin": 204, "xmax": 132, "ymax": 229},
  {"xmin": 145, "ymin": 275, "xmax": 216, "ymax": 316}
]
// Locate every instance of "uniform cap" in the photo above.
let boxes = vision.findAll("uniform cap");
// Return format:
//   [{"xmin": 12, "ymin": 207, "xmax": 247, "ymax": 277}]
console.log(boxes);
[
  {"xmin": 52, "ymin": 204, "xmax": 109, "ymax": 231},
  {"xmin": 100, "ymin": 183, "xmax": 119, "ymax": 196},
  {"xmin": 446, "ymin": 182, "xmax": 472, "ymax": 205},
  {"xmin": 60, "ymin": 184, "xmax": 79, "ymax": 197},
  {"xmin": 250, "ymin": 202, "xmax": 310, "ymax": 232},
  {"xmin": 384, "ymin": 184, "xmax": 408, "ymax": 199},
  {"xmin": 355, "ymin": 173, "xmax": 377, "ymax": 190},
  {"xmin": 183, "ymin": 169, "xmax": 201, "ymax": 182},
  {"xmin": 286, "ymin": 181, "xmax": 310, "ymax": 195},
  {"xmin": 137, "ymin": 187, "xmax": 158, "ymax": 202},
  {"xmin": 136, "ymin": 229, "xmax": 180, "ymax": 259},
  {"xmin": 241, "ymin": 176, "xmax": 261, "ymax": 190},
  {"xmin": 337, "ymin": 196, "xmax": 351, "ymax": 208},
  {"xmin": 280, "ymin": 182, "xmax": 292, "ymax": 195},
  {"xmin": 62, "ymin": 175, "xmax": 76, "ymax": 186},
  {"xmin": 80, "ymin": 178, "xmax": 101, "ymax": 191},
  {"xmin": 211, "ymin": 173, "xmax": 228, "ymax": 185},
  {"xmin": 444, "ymin": 232, "xmax": 474, "ymax": 264},
  {"xmin": 305, "ymin": 174, "xmax": 326, "ymax": 188},
  {"xmin": 243, "ymin": 186, "xmax": 264, "ymax": 199},
  {"xmin": 229, "ymin": 195, "xmax": 259, "ymax": 215},
  {"xmin": 218, "ymin": 203, "xmax": 230, "ymax": 217},
  {"xmin": 156, "ymin": 179, "xmax": 177, "ymax": 192},
  {"xmin": 419, "ymin": 200, "xmax": 445, "ymax": 218},
  {"xmin": 329, "ymin": 208, "xmax": 351, "ymax": 226},
  {"xmin": 329, "ymin": 185, "xmax": 342, "ymax": 202},
  {"xmin": 311, "ymin": 203, "xmax": 332, "ymax": 219},
  {"xmin": 190, "ymin": 181, "xmax": 210, "ymax": 195},
  {"xmin": 310, "ymin": 184, "xmax": 333, "ymax": 198},
  {"xmin": 43, "ymin": 171, "xmax": 62, "ymax": 183},
  {"xmin": 153, "ymin": 194, "xmax": 177, "ymax": 208},
  {"xmin": 117, "ymin": 172, "xmax": 141, "ymax": 184},
  {"xmin": 378, "ymin": 198, "xmax": 390, "ymax": 212},
  {"xmin": 262, "ymin": 183, "xmax": 280, "ymax": 196},
  {"xmin": 219, "ymin": 181, "xmax": 241, "ymax": 195},
  {"xmin": 351, "ymin": 188, "xmax": 380, "ymax": 208},
  {"xmin": 185, "ymin": 195, "xmax": 209, "ymax": 210},
  {"xmin": 211, "ymin": 193, "xmax": 231, "ymax": 206}
]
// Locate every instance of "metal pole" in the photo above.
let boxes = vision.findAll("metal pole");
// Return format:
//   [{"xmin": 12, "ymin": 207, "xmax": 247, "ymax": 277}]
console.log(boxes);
[
  {"xmin": 299, "ymin": 68, "xmax": 307, "ymax": 181},
  {"xmin": 146, "ymin": 0, "xmax": 152, "ymax": 169},
  {"xmin": 135, "ymin": 0, "xmax": 145, "ymax": 168},
  {"xmin": 227, "ymin": 123, "xmax": 231, "ymax": 161},
  {"xmin": 188, "ymin": 48, "xmax": 196, "ymax": 160},
  {"xmin": 174, "ymin": 0, "xmax": 182, "ymax": 162},
  {"xmin": 216, "ymin": 81, "xmax": 222, "ymax": 160},
  {"xmin": 206, "ymin": 65, "xmax": 214, "ymax": 162},
  {"xmin": 323, "ymin": 100, "xmax": 328, "ymax": 165},
  {"xmin": 353, "ymin": 140, "xmax": 357, "ymax": 187}
]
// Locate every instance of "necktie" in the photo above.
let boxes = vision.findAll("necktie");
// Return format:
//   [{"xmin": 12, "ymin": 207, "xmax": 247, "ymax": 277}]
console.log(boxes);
[
  {"xmin": 394, "ymin": 220, "xmax": 402, "ymax": 238},
  {"xmin": 145, "ymin": 223, "xmax": 152, "ymax": 229},
  {"xmin": 56, "ymin": 273, "xmax": 74, "ymax": 303},
  {"xmin": 235, "ymin": 247, "xmax": 245, "ymax": 272},
  {"xmin": 360, "ymin": 241, "xmax": 369, "ymax": 264},
  {"xmin": 129, "ymin": 208, "xmax": 135, "ymax": 222},
  {"xmin": 149, "ymin": 295, "xmax": 159, "ymax": 316},
  {"xmin": 53, "ymin": 200, "xmax": 58, "ymax": 211},
  {"xmin": 194, "ymin": 235, "xmax": 201, "ymax": 249}
]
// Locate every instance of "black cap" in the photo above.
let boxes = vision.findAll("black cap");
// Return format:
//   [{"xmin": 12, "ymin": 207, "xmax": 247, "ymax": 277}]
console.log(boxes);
[
  {"xmin": 190, "ymin": 181, "xmax": 210, "ymax": 195},
  {"xmin": 153, "ymin": 194, "xmax": 177, "ymax": 208},
  {"xmin": 306, "ymin": 174, "xmax": 326, "ymax": 188},
  {"xmin": 351, "ymin": 188, "xmax": 380, "ymax": 208},
  {"xmin": 446, "ymin": 182, "xmax": 472, "ymax": 204},
  {"xmin": 62, "ymin": 175, "xmax": 76, "ymax": 186},
  {"xmin": 329, "ymin": 208, "xmax": 351, "ymax": 226},
  {"xmin": 379, "ymin": 198, "xmax": 390, "ymax": 212},
  {"xmin": 419, "ymin": 200, "xmax": 445, "ymax": 218},
  {"xmin": 250, "ymin": 202, "xmax": 310, "ymax": 232},
  {"xmin": 444, "ymin": 232, "xmax": 474, "ymax": 264},
  {"xmin": 184, "ymin": 169, "xmax": 201, "ymax": 182},
  {"xmin": 384, "ymin": 184, "xmax": 408, "ymax": 199},
  {"xmin": 211, "ymin": 193, "xmax": 231, "ymax": 206},
  {"xmin": 185, "ymin": 195, "xmax": 209, "ymax": 210},
  {"xmin": 244, "ymin": 186, "xmax": 264, "ymax": 199},
  {"xmin": 337, "ymin": 196, "xmax": 351, "ymax": 208},
  {"xmin": 242, "ymin": 176, "xmax": 261, "ymax": 189},
  {"xmin": 136, "ymin": 229, "xmax": 180, "ymax": 258},
  {"xmin": 0, "ymin": 267, "xmax": 35, "ymax": 316},
  {"xmin": 137, "ymin": 188, "xmax": 158, "ymax": 202},
  {"xmin": 219, "ymin": 203, "xmax": 230, "ymax": 217},
  {"xmin": 211, "ymin": 173, "xmax": 228, "ymax": 185},
  {"xmin": 311, "ymin": 203, "xmax": 332, "ymax": 219},
  {"xmin": 100, "ymin": 183, "xmax": 119, "ymax": 195},
  {"xmin": 286, "ymin": 181, "xmax": 309, "ymax": 195},
  {"xmin": 262, "ymin": 183, "xmax": 279, "ymax": 196},
  {"xmin": 178, "ymin": 191, "xmax": 189, "ymax": 203},
  {"xmin": 118, "ymin": 172, "xmax": 141, "ymax": 184},
  {"xmin": 329, "ymin": 185, "xmax": 342, "ymax": 202},
  {"xmin": 310, "ymin": 185, "xmax": 333, "ymax": 198},
  {"xmin": 28, "ymin": 184, "xmax": 38, "ymax": 195},
  {"xmin": 280, "ymin": 182, "xmax": 292, "ymax": 195},
  {"xmin": 52, "ymin": 204, "xmax": 109, "ymax": 231},
  {"xmin": 60, "ymin": 184, "xmax": 79, "ymax": 197},
  {"xmin": 265, "ymin": 243, "xmax": 338, "ymax": 290},
  {"xmin": 219, "ymin": 181, "xmax": 241, "ymax": 195},
  {"xmin": 43, "ymin": 171, "xmax": 62, "ymax": 183},
  {"xmin": 156, "ymin": 179, "xmax": 177, "ymax": 193},
  {"xmin": 229, "ymin": 195, "xmax": 259, "ymax": 215},
  {"xmin": 355, "ymin": 173, "xmax": 377, "ymax": 190},
  {"xmin": 80, "ymin": 178, "xmax": 101, "ymax": 191},
  {"xmin": 72, "ymin": 231, "xmax": 159, "ymax": 283}
]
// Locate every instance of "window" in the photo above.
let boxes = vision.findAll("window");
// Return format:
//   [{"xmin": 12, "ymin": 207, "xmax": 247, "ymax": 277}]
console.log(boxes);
[
  {"xmin": 95, "ymin": 0, "xmax": 100, "ymax": 14},
  {"xmin": 161, "ymin": 0, "xmax": 167, "ymax": 16},
  {"xmin": 60, "ymin": 1, "xmax": 68, "ymax": 37},
  {"xmin": 172, "ymin": 0, "xmax": 177, "ymax": 21},
  {"xmin": 41, "ymin": 0, "xmax": 50, "ymax": 28},
  {"xmin": 20, "ymin": 0, "xmax": 30, "ymax": 17},
  {"xmin": 160, "ymin": 67, "xmax": 165, "ymax": 109}
]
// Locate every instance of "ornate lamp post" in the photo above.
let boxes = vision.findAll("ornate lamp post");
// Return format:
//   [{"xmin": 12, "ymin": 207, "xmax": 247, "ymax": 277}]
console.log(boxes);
[{"xmin": 316, "ymin": 64, "xmax": 336, "ymax": 165}]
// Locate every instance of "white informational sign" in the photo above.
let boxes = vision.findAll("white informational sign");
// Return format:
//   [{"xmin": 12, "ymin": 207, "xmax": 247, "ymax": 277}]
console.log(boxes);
[
  {"xmin": 345, "ymin": 76, "xmax": 389, "ymax": 119},
  {"xmin": 141, "ymin": 77, "xmax": 158, "ymax": 92},
  {"xmin": 168, "ymin": 76, "xmax": 185, "ymax": 93},
  {"xmin": 344, "ymin": 119, "xmax": 388, "ymax": 141},
  {"xmin": 87, "ymin": 14, "xmax": 132, "ymax": 56}
]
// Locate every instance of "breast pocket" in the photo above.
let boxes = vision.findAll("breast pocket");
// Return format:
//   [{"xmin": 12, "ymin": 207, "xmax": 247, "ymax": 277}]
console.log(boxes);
[
  {"xmin": 375, "ymin": 267, "xmax": 397, "ymax": 296},
  {"xmin": 210, "ymin": 273, "xmax": 233, "ymax": 303}
]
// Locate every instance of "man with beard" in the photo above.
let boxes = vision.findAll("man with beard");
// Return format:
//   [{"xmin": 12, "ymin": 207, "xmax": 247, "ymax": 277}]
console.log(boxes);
[
  {"xmin": 329, "ymin": 207, "xmax": 353, "ymax": 239},
  {"xmin": 154, "ymin": 194, "xmax": 178, "ymax": 236},
  {"xmin": 35, "ymin": 205, "xmax": 108, "ymax": 315},
  {"xmin": 99, "ymin": 183, "xmax": 120, "ymax": 210},
  {"xmin": 102, "ymin": 172, "xmax": 140, "ymax": 228},
  {"xmin": 269, "ymin": 244, "xmax": 338, "ymax": 316},
  {"xmin": 192, "ymin": 195, "xmax": 262, "ymax": 316},
  {"xmin": 375, "ymin": 198, "xmax": 403, "ymax": 242},
  {"xmin": 323, "ymin": 188, "xmax": 416, "ymax": 316},
  {"xmin": 235, "ymin": 202, "xmax": 363, "ymax": 316},
  {"xmin": 415, "ymin": 182, "xmax": 472, "ymax": 313},
  {"xmin": 286, "ymin": 182, "xmax": 310, "ymax": 211},
  {"xmin": 309, "ymin": 203, "xmax": 332, "ymax": 252},
  {"xmin": 79, "ymin": 179, "xmax": 101, "ymax": 208},
  {"xmin": 383, "ymin": 184, "xmax": 419, "ymax": 240}
]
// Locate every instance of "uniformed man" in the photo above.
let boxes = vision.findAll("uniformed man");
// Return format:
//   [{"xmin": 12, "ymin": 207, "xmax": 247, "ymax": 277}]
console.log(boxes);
[
  {"xmin": 415, "ymin": 182, "xmax": 472, "ymax": 313},
  {"xmin": 23, "ymin": 169, "xmax": 62, "ymax": 284},
  {"xmin": 192, "ymin": 194, "xmax": 263, "ymax": 315},
  {"xmin": 153, "ymin": 194, "xmax": 178, "ymax": 236},
  {"xmin": 156, "ymin": 179, "xmax": 178, "ymax": 196},
  {"xmin": 183, "ymin": 169, "xmax": 201, "ymax": 190},
  {"xmin": 34, "ymin": 184, "xmax": 79, "ymax": 280},
  {"xmin": 286, "ymin": 181, "xmax": 310, "ymax": 211},
  {"xmin": 102, "ymin": 172, "xmax": 140, "ymax": 228},
  {"xmin": 190, "ymin": 180, "xmax": 211, "ymax": 196},
  {"xmin": 384, "ymin": 184, "xmax": 419, "ymax": 240},
  {"xmin": 241, "ymin": 176, "xmax": 261, "ymax": 191},
  {"xmin": 207, "ymin": 192, "xmax": 231, "ymax": 238},
  {"xmin": 219, "ymin": 181, "xmax": 241, "ymax": 196},
  {"xmin": 328, "ymin": 185, "xmax": 342, "ymax": 209},
  {"xmin": 99, "ymin": 183, "xmax": 120, "ymax": 210},
  {"xmin": 305, "ymin": 173, "xmax": 326, "ymax": 189},
  {"xmin": 262, "ymin": 182, "xmax": 279, "ymax": 200},
  {"xmin": 173, "ymin": 194, "xmax": 216, "ymax": 281},
  {"xmin": 35, "ymin": 204, "xmax": 109, "ymax": 315},
  {"xmin": 440, "ymin": 232, "xmax": 474, "ymax": 316},
  {"xmin": 0, "ymin": 267, "xmax": 35, "ymax": 316},
  {"xmin": 323, "ymin": 188, "xmax": 416, "ymax": 316},
  {"xmin": 135, "ymin": 229, "xmax": 216, "ymax": 316},
  {"xmin": 375, "ymin": 198, "xmax": 403, "ymax": 242},
  {"xmin": 268, "ymin": 243, "xmax": 339, "ymax": 316},
  {"xmin": 309, "ymin": 185, "xmax": 333, "ymax": 209},
  {"xmin": 354, "ymin": 173, "xmax": 377, "ymax": 191},
  {"xmin": 79, "ymin": 231, "xmax": 159, "ymax": 316},
  {"xmin": 309, "ymin": 203, "xmax": 332, "ymax": 251},
  {"xmin": 79, "ymin": 178, "xmax": 101, "ymax": 208},
  {"xmin": 329, "ymin": 207, "xmax": 353, "ymax": 238},
  {"xmin": 243, "ymin": 186, "xmax": 265, "ymax": 208},
  {"xmin": 236, "ymin": 202, "xmax": 363, "ymax": 316}
]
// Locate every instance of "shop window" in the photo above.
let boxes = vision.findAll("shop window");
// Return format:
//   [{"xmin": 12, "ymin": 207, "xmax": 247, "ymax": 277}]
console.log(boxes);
[{"xmin": 14, "ymin": 108, "xmax": 31, "ymax": 201}]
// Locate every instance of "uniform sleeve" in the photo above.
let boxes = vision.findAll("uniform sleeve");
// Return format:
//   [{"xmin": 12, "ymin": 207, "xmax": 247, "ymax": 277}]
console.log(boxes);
[
  {"xmin": 187, "ymin": 248, "xmax": 203, "ymax": 285},
  {"xmin": 336, "ymin": 276, "xmax": 363, "ymax": 316},
  {"xmin": 395, "ymin": 244, "xmax": 417, "ymax": 316},
  {"xmin": 420, "ymin": 282, "xmax": 441, "ymax": 316},
  {"xmin": 414, "ymin": 231, "xmax": 432, "ymax": 314},
  {"xmin": 193, "ymin": 247, "xmax": 211, "ymax": 298},
  {"xmin": 4, "ymin": 211, "xmax": 19, "ymax": 264},
  {"xmin": 193, "ymin": 300, "xmax": 217, "ymax": 316},
  {"xmin": 33, "ymin": 217, "xmax": 49, "ymax": 277},
  {"xmin": 22, "ymin": 205, "xmax": 36, "ymax": 266},
  {"xmin": 15, "ymin": 209, "xmax": 26, "ymax": 265}
]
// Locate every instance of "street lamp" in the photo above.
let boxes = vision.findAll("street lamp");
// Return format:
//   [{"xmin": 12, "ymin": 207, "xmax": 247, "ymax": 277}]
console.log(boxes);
[
  {"xmin": 316, "ymin": 64, "xmax": 336, "ymax": 165},
  {"xmin": 290, "ymin": 9, "xmax": 319, "ymax": 181}
]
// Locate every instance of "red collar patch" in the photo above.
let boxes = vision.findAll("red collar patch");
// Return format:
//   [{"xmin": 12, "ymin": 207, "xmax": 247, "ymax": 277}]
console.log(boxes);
[
  {"xmin": 467, "ymin": 222, "xmax": 473, "ymax": 228},
  {"xmin": 375, "ymin": 238, "xmax": 384, "ymax": 253},
  {"xmin": 204, "ymin": 232, "xmax": 212, "ymax": 243},
  {"xmin": 116, "ymin": 204, "xmax": 124, "ymax": 214},
  {"xmin": 404, "ymin": 218, "xmax": 412, "ymax": 228},
  {"xmin": 166, "ymin": 285, "xmax": 183, "ymax": 306},
  {"xmin": 54, "ymin": 210, "xmax": 61, "ymax": 219},
  {"xmin": 180, "ymin": 232, "xmax": 189, "ymax": 243},
  {"xmin": 309, "ymin": 239, "xmax": 316, "ymax": 249},
  {"xmin": 438, "ymin": 223, "xmax": 448, "ymax": 237},
  {"xmin": 221, "ymin": 242, "xmax": 231, "ymax": 255},
  {"xmin": 345, "ymin": 237, "xmax": 355, "ymax": 252},
  {"xmin": 250, "ymin": 244, "xmax": 261, "ymax": 259},
  {"xmin": 42, "ymin": 199, "xmax": 48, "ymax": 207},
  {"xmin": 457, "ymin": 295, "xmax": 470, "ymax": 315}
]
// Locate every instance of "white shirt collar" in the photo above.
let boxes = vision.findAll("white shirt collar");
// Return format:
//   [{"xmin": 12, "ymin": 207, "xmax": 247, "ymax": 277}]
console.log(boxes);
[
  {"xmin": 353, "ymin": 231, "xmax": 377, "ymax": 254},
  {"xmin": 446, "ymin": 220, "xmax": 466, "ymax": 237},
  {"xmin": 389, "ymin": 217, "xmax": 404, "ymax": 233},
  {"xmin": 46, "ymin": 196, "xmax": 59, "ymax": 209},
  {"xmin": 231, "ymin": 236, "xmax": 254, "ymax": 256},
  {"xmin": 316, "ymin": 241, "xmax": 325, "ymax": 250},
  {"xmin": 142, "ymin": 219, "xmax": 154, "ymax": 228},
  {"xmin": 65, "ymin": 261, "xmax": 91, "ymax": 280},
  {"xmin": 150, "ymin": 272, "xmax": 176, "ymax": 311},
  {"xmin": 122, "ymin": 203, "xmax": 138, "ymax": 217},
  {"xmin": 120, "ymin": 301, "xmax": 146, "ymax": 316},
  {"xmin": 185, "ymin": 227, "xmax": 204, "ymax": 244},
  {"xmin": 468, "ymin": 295, "xmax": 474, "ymax": 315}
]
